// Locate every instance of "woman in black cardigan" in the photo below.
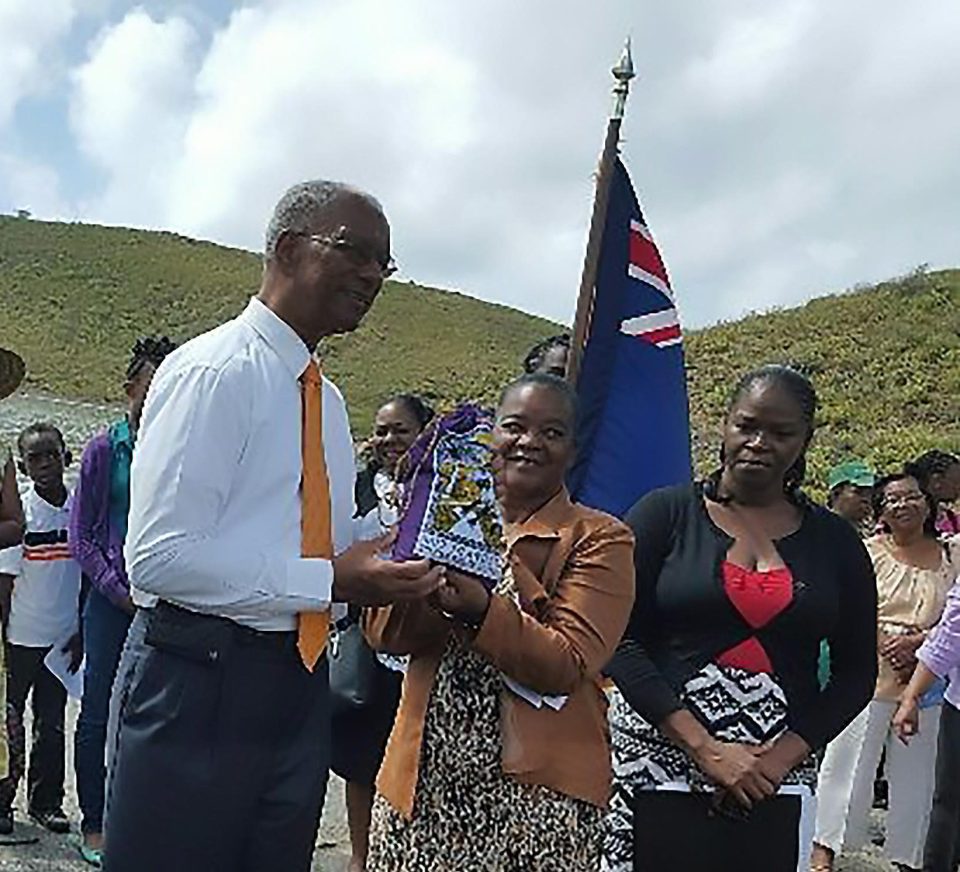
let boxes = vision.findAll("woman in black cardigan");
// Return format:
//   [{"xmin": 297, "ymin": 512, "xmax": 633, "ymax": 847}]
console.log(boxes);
[{"xmin": 602, "ymin": 365, "xmax": 878, "ymax": 872}]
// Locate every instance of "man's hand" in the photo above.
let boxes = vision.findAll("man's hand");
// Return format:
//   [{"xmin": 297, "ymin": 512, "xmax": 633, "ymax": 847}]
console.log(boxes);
[
  {"xmin": 332, "ymin": 531, "xmax": 443, "ymax": 606},
  {"xmin": 61, "ymin": 633, "xmax": 84, "ymax": 674},
  {"xmin": 433, "ymin": 569, "xmax": 491, "ymax": 625}
]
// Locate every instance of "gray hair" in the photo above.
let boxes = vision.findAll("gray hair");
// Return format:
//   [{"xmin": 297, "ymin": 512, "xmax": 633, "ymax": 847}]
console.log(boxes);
[{"xmin": 263, "ymin": 180, "xmax": 382, "ymax": 259}]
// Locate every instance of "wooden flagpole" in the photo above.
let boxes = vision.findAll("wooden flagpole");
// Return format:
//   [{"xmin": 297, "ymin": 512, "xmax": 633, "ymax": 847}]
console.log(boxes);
[{"xmin": 565, "ymin": 38, "xmax": 636, "ymax": 386}]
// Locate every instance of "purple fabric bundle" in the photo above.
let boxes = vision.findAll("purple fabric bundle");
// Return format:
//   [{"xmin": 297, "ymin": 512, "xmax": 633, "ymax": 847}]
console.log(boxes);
[{"xmin": 392, "ymin": 404, "xmax": 503, "ymax": 589}]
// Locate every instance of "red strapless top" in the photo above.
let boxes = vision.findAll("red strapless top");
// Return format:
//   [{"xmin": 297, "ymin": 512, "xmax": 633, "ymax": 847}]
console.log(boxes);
[{"xmin": 715, "ymin": 561, "xmax": 793, "ymax": 674}]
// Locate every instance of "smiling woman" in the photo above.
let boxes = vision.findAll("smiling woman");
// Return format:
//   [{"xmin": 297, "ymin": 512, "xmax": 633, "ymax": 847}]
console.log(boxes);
[
  {"xmin": 331, "ymin": 393, "xmax": 435, "ymax": 872},
  {"xmin": 363, "ymin": 373, "xmax": 635, "ymax": 872},
  {"xmin": 492, "ymin": 373, "xmax": 578, "ymax": 514}
]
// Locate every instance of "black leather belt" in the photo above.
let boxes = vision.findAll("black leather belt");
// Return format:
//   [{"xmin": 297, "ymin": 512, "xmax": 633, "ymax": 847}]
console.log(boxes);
[{"xmin": 151, "ymin": 601, "xmax": 297, "ymax": 661}]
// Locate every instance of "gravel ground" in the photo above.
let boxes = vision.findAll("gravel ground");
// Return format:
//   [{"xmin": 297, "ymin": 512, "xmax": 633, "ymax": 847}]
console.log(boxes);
[
  {"xmin": 0, "ymin": 702, "xmax": 350, "ymax": 871},
  {"xmin": 0, "ymin": 701, "xmax": 893, "ymax": 871}
]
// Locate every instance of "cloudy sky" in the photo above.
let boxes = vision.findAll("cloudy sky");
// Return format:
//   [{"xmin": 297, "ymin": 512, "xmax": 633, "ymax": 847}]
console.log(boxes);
[{"xmin": 1, "ymin": 0, "xmax": 958, "ymax": 328}]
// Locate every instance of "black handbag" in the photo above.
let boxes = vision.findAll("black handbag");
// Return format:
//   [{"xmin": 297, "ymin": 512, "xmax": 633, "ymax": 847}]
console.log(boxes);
[{"xmin": 329, "ymin": 616, "xmax": 382, "ymax": 715}]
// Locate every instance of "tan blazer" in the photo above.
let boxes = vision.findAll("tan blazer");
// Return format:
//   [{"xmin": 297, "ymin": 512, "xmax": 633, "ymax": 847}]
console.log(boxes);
[{"xmin": 364, "ymin": 488, "xmax": 636, "ymax": 818}]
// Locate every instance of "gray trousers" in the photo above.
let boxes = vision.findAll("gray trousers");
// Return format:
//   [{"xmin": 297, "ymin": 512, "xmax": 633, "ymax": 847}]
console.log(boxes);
[
  {"xmin": 103, "ymin": 606, "xmax": 149, "ymax": 830},
  {"xmin": 103, "ymin": 603, "xmax": 330, "ymax": 872},
  {"xmin": 923, "ymin": 700, "xmax": 960, "ymax": 872}
]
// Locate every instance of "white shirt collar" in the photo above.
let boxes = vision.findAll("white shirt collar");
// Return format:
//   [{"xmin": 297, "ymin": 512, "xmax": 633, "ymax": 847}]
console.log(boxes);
[{"xmin": 240, "ymin": 297, "xmax": 311, "ymax": 380}]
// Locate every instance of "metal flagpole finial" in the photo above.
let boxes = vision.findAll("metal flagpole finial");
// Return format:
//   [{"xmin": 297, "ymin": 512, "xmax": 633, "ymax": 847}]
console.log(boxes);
[{"xmin": 611, "ymin": 37, "xmax": 635, "ymax": 120}]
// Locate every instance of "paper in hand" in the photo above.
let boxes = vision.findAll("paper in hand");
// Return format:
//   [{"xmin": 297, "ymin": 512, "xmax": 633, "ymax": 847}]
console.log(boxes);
[
  {"xmin": 44, "ymin": 640, "xmax": 83, "ymax": 699},
  {"xmin": 503, "ymin": 675, "xmax": 568, "ymax": 711}
]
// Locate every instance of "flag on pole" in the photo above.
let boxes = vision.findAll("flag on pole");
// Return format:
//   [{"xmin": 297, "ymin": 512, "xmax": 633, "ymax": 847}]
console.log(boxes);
[{"xmin": 568, "ymin": 157, "xmax": 691, "ymax": 517}]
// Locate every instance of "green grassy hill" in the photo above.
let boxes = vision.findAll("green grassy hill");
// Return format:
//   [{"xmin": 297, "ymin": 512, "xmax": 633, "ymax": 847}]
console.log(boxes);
[
  {"xmin": 0, "ymin": 216, "xmax": 957, "ymax": 493},
  {"xmin": 0, "ymin": 216, "xmax": 556, "ymax": 431},
  {"xmin": 684, "ymin": 266, "xmax": 960, "ymax": 490}
]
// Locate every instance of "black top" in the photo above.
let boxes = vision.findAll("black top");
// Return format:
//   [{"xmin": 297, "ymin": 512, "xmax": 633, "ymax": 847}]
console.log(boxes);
[
  {"xmin": 354, "ymin": 464, "xmax": 379, "ymax": 519},
  {"xmin": 607, "ymin": 483, "xmax": 878, "ymax": 750},
  {"xmin": 342, "ymin": 464, "xmax": 381, "ymax": 625}
]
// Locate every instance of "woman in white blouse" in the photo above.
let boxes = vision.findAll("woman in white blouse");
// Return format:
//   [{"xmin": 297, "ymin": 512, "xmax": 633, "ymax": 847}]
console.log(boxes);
[{"xmin": 813, "ymin": 472, "xmax": 960, "ymax": 871}]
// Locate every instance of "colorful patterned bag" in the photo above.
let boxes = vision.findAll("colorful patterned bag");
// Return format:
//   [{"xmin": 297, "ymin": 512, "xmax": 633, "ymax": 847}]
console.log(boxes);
[{"xmin": 392, "ymin": 404, "xmax": 503, "ymax": 589}]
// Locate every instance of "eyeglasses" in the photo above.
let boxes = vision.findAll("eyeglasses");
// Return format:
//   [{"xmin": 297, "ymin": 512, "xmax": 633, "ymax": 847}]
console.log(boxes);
[
  {"xmin": 295, "ymin": 227, "xmax": 397, "ymax": 279},
  {"xmin": 882, "ymin": 493, "xmax": 926, "ymax": 509}
]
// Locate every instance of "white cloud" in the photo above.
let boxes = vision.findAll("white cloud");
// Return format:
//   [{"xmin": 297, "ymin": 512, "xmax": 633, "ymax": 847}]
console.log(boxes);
[
  {"xmin": 0, "ymin": 0, "xmax": 76, "ymax": 126},
  {"xmin": 632, "ymin": 0, "xmax": 960, "ymax": 324},
  {"xmin": 0, "ymin": 154, "xmax": 70, "ymax": 218},
  {"xmin": 41, "ymin": 0, "xmax": 960, "ymax": 329},
  {"xmin": 0, "ymin": 1, "xmax": 77, "ymax": 220},
  {"xmin": 682, "ymin": 1, "xmax": 814, "ymax": 114},
  {"xmin": 166, "ymin": 1, "xmax": 480, "ymax": 245},
  {"xmin": 660, "ymin": 168, "xmax": 833, "ymax": 278},
  {"xmin": 63, "ymin": 0, "xmax": 642, "ymax": 321},
  {"xmin": 69, "ymin": 8, "xmax": 198, "ymax": 224}
]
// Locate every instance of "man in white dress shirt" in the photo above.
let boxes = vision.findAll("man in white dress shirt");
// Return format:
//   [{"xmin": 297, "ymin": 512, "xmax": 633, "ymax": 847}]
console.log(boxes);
[{"xmin": 104, "ymin": 181, "xmax": 442, "ymax": 872}]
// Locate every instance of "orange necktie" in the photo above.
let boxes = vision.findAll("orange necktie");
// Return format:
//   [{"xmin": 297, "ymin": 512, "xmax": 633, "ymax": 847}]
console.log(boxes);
[{"xmin": 297, "ymin": 359, "xmax": 332, "ymax": 671}]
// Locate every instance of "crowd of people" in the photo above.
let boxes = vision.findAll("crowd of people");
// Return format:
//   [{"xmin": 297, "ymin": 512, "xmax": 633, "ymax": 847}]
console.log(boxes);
[{"xmin": 0, "ymin": 179, "xmax": 955, "ymax": 872}]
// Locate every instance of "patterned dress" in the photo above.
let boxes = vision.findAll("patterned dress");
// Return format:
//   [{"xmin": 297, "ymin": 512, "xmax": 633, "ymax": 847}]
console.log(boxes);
[
  {"xmin": 367, "ymin": 615, "xmax": 603, "ymax": 870},
  {"xmin": 602, "ymin": 564, "xmax": 819, "ymax": 872}
]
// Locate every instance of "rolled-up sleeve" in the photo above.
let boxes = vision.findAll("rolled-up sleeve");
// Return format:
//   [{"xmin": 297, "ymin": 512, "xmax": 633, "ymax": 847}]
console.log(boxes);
[
  {"xmin": 919, "ymin": 582, "xmax": 960, "ymax": 680},
  {"xmin": 125, "ymin": 362, "xmax": 332, "ymax": 617}
]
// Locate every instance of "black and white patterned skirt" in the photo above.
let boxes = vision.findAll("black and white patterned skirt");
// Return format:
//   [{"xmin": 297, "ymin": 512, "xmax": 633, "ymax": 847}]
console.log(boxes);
[{"xmin": 602, "ymin": 663, "xmax": 817, "ymax": 872}]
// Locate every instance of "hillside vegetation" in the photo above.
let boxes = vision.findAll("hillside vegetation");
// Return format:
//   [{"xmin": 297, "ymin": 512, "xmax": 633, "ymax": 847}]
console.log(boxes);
[
  {"xmin": 684, "ymin": 266, "xmax": 960, "ymax": 488},
  {"xmin": 0, "ymin": 216, "xmax": 957, "ymax": 492},
  {"xmin": 0, "ymin": 216, "xmax": 556, "ymax": 431}
]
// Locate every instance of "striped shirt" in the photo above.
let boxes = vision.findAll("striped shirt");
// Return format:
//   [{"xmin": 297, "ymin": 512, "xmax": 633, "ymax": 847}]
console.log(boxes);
[{"xmin": 0, "ymin": 484, "xmax": 81, "ymax": 647}]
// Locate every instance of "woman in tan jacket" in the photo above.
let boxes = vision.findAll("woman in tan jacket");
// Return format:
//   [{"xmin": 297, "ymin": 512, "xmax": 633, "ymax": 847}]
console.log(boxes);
[{"xmin": 364, "ymin": 373, "xmax": 635, "ymax": 871}]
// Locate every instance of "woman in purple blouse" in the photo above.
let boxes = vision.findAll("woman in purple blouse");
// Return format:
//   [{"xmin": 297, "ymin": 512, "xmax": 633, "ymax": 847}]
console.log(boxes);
[
  {"xmin": 69, "ymin": 337, "xmax": 175, "ymax": 866},
  {"xmin": 894, "ymin": 536, "xmax": 960, "ymax": 872}
]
